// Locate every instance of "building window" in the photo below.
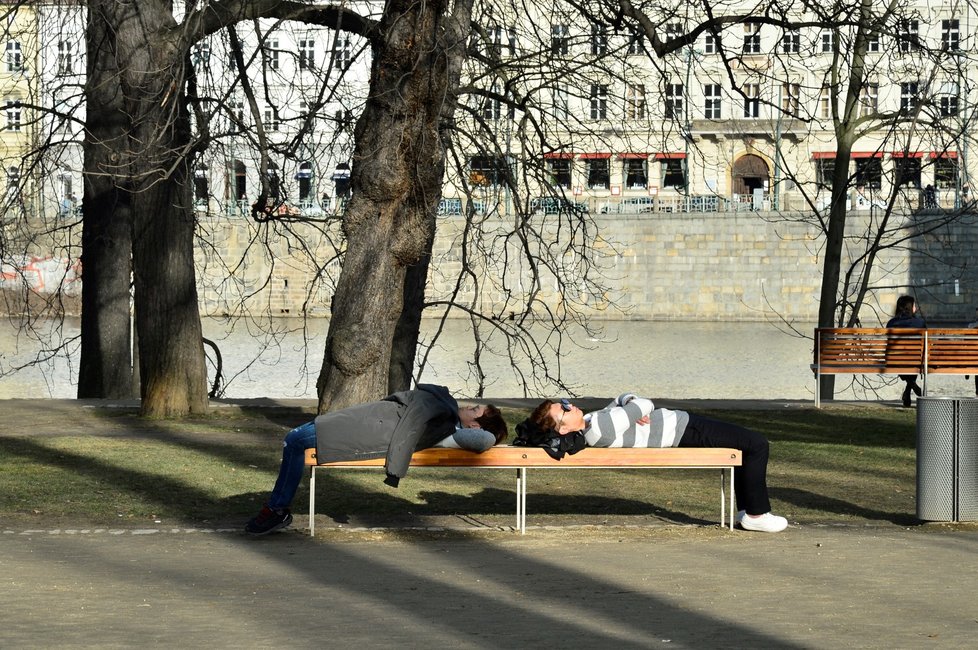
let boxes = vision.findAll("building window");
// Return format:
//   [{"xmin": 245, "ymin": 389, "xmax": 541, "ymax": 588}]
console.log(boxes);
[
  {"xmin": 7, "ymin": 165, "xmax": 20, "ymax": 195},
  {"xmin": 898, "ymin": 20, "xmax": 919, "ymax": 52},
  {"xmin": 490, "ymin": 25, "xmax": 516, "ymax": 57},
  {"xmin": 548, "ymin": 159, "xmax": 571, "ymax": 188},
  {"xmin": 665, "ymin": 83, "xmax": 684, "ymax": 119},
  {"xmin": 193, "ymin": 42, "xmax": 211, "ymax": 67},
  {"xmin": 589, "ymin": 84, "xmax": 608, "ymax": 120},
  {"xmin": 900, "ymin": 81, "xmax": 919, "ymax": 112},
  {"xmin": 855, "ymin": 157, "xmax": 882, "ymax": 190},
  {"xmin": 704, "ymin": 84, "xmax": 722, "ymax": 119},
  {"xmin": 624, "ymin": 158, "xmax": 647, "ymax": 189},
  {"xmin": 940, "ymin": 83, "xmax": 960, "ymax": 117},
  {"xmin": 266, "ymin": 37, "xmax": 280, "ymax": 70},
  {"xmin": 935, "ymin": 157, "xmax": 958, "ymax": 189},
  {"xmin": 5, "ymin": 100, "xmax": 21, "ymax": 131},
  {"xmin": 859, "ymin": 82, "xmax": 878, "ymax": 117},
  {"xmin": 332, "ymin": 35, "xmax": 351, "ymax": 69},
  {"xmin": 194, "ymin": 166, "xmax": 209, "ymax": 203},
  {"xmin": 816, "ymin": 158, "xmax": 835, "ymax": 188},
  {"xmin": 6, "ymin": 41, "xmax": 22, "ymax": 72},
  {"xmin": 665, "ymin": 22, "xmax": 683, "ymax": 44},
  {"xmin": 233, "ymin": 160, "xmax": 247, "ymax": 200},
  {"xmin": 298, "ymin": 38, "xmax": 316, "ymax": 70},
  {"xmin": 551, "ymin": 24, "xmax": 569, "ymax": 55},
  {"xmin": 781, "ymin": 30, "xmax": 800, "ymax": 53},
  {"xmin": 819, "ymin": 86, "xmax": 833, "ymax": 119},
  {"xmin": 57, "ymin": 41, "xmax": 74, "ymax": 75},
  {"xmin": 552, "ymin": 84, "xmax": 568, "ymax": 120},
  {"xmin": 264, "ymin": 108, "xmax": 279, "ymax": 131},
  {"xmin": 820, "ymin": 29, "xmax": 835, "ymax": 53},
  {"xmin": 297, "ymin": 161, "xmax": 315, "ymax": 200},
  {"xmin": 942, "ymin": 19, "xmax": 960, "ymax": 51},
  {"xmin": 704, "ymin": 32, "xmax": 719, "ymax": 54},
  {"xmin": 894, "ymin": 157, "xmax": 921, "ymax": 188},
  {"xmin": 743, "ymin": 83, "xmax": 760, "ymax": 118},
  {"xmin": 627, "ymin": 33, "xmax": 644, "ymax": 55},
  {"xmin": 625, "ymin": 84, "xmax": 646, "ymax": 120},
  {"xmin": 662, "ymin": 159, "xmax": 686, "ymax": 189},
  {"xmin": 743, "ymin": 22, "xmax": 761, "ymax": 54},
  {"xmin": 586, "ymin": 158, "xmax": 609, "ymax": 189},
  {"xmin": 469, "ymin": 155, "xmax": 509, "ymax": 186},
  {"xmin": 590, "ymin": 24, "xmax": 608, "ymax": 55},
  {"xmin": 781, "ymin": 83, "xmax": 800, "ymax": 113},
  {"xmin": 867, "ymin": 33, "xmax": 880, "ymax": 53}
]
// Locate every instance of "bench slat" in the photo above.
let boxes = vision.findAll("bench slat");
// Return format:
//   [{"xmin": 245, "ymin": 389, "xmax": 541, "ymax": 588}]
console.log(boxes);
[{"xmin": 305, "ymin": 446, "xmax": 742, "ymax": 468}]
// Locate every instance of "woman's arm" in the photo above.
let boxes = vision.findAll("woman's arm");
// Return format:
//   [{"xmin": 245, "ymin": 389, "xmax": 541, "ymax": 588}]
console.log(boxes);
[{"xmin": 585, "ymin": 394, "xmax": 654, "ymax": 447}]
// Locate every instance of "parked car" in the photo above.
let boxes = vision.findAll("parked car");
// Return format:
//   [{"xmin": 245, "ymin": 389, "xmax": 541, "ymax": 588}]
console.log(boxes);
[{"xmin": 530, "ymin": 195, "xmax": 589, "ymax": 215}]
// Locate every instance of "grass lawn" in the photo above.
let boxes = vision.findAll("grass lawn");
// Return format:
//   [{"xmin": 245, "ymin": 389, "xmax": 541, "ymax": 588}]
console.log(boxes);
[{"xmin": 0, "ymin": 405, "xmax": 924, "ymax": 529}]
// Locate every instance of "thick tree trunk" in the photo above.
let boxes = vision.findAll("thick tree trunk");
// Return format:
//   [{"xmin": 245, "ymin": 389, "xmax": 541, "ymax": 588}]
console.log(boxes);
[
  {"xmin": 87, "ymin": 1, "xmax": 208, "ymax": 416},
  {"xmin": 317, "ymin": 0, "xmax": 452, "ymax": 411},
  {"xmin": 78, "ymin": 3, "xmax": 134, "ymax": 399},
  {"xmin": 388, "ymin": 257, "xmax": 432, "ymax": 393}
]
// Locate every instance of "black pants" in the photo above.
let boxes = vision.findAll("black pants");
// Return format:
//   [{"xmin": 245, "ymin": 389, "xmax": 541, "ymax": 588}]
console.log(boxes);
[{"xmin": 678, "ymin": 414, "xmax": 772, "ymax": 515}]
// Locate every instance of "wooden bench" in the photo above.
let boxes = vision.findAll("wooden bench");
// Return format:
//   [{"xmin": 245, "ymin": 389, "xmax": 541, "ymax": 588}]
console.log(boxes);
[
  {"xmin": 813, "ymin": 327, "xmax": 978, "ymax": 406},
  {"xmin": 305, "ymin": 446, "xmax": 742, "ymax": 535}
]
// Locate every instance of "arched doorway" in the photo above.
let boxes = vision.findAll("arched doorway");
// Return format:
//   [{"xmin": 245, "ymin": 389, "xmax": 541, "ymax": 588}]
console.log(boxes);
[{"xmin": 732, "ymin": 154, "xmax": 769, "ymax": 195}]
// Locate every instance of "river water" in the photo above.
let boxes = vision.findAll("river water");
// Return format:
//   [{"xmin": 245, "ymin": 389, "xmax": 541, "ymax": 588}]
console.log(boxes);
[{"xmin": 0, "ymin": 317, "xmax": 972, "ymax": 402}]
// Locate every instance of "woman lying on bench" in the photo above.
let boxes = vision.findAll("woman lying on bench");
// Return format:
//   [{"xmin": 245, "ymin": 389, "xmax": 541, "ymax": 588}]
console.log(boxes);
[
  {"xmin": 519, "ymin": 393, "xmax": 787, "ymax": 533},
  {"xmin": 245, "ymin": 384, "xmax": 508, "ymax": 536}
]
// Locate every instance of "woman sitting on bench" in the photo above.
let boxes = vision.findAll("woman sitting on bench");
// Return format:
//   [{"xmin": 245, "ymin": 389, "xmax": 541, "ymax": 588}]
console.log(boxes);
[{"xmin": 519, "ymin": 393, "xmax": 787, "ymax": 533}]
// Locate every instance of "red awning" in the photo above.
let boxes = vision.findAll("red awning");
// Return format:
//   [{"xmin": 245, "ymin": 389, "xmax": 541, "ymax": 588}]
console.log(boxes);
[
  {"xmin": 543, "ymin": 152, "xmax": 575, "ymax": 159},
  {"xmin": 891, "ymin": 151, "xmax": 924, "ymax": 158},
  {"xmin": 653, "ymin": 153, "xmax": 686, "ymax": 160},
  {"xmin": 579, "ymin": 153, "xmax": 612, "ymax": 159},
  {"xmin": 619, "ymin": 153, "xmax": 649, "ymax": 159},
  {"xmin": 930, "ymin": 151, "xmax": 958, "ymax": 158},
  {"xmin": 851, "ymin": 151, "xmax": 884, "ymax": 158},
  {"xmin": 811, "ymin": 152, "xmax": 836, "ymax": 159}
]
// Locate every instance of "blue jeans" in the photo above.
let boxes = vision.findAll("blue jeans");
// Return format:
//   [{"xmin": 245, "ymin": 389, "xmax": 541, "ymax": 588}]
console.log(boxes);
[{"xmin": 267, "ymin": 421, "xmax": 317, "ymax": 510}]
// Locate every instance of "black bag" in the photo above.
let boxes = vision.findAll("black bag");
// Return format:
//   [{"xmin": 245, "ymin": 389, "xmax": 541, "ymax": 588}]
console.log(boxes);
[{"xmin": 513, "ymin": 418, "xmax": 587, "ymax": 460}]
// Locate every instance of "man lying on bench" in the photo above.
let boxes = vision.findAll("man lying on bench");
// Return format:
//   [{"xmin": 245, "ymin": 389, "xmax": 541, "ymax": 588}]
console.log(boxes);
[
  {"xmin": 518, "ymin": 393, "xmax": 787, "ymax": 533},
  {"xmin": 245, "ymin": 384, "xmax": 508, "ymax": 536}
]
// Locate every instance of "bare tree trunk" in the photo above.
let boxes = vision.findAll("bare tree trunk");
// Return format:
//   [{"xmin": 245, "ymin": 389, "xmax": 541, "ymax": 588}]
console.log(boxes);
[
  {"xmin": 317, "ymin": 0, "xmax": 458, "ymax": 411},
  {"xmin": 86, "ymin": 1, "xmax": 208, "ymax": 416},
  {"xmin": 78, "ymin": 2, "xmax": 133, "ymax": 399}
]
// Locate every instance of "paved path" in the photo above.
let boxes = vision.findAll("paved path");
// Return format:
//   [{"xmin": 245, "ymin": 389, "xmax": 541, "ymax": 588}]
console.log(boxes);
[
  {"xmin": 2, "ymin": 524, "xmax": 977, "ymax": 648},
  {"xmin": 2, "ymin": 398, "xmax": 974, "ymax": 648}
]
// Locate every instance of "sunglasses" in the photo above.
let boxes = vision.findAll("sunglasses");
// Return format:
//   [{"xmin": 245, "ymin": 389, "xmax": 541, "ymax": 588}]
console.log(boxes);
[{"xmin": 559, "ymin": 399, "xmax": 572, "ymax": 412}]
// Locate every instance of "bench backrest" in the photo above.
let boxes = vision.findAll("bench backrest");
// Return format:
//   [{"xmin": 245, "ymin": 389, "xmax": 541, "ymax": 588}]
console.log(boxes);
[
  {"xmin": 305, "ymin": 446, "xmax": 742, "ymax": 468},
  {"xmin": 815, "ymin": 327, "xmax": 978, "ymax": 374},
  {"xmin": 926, "ymin": 329, "xmax": 978, "ymax": 373},
  {"xmin": 814, "ymin": 327, "xmax": 925, "ymax": 374}
]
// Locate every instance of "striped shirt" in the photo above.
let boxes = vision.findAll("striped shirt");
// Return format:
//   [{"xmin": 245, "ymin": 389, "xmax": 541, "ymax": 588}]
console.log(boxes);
[{"xmin": 583, "ymin": 393, "xmax": 690, "ymax": 448}]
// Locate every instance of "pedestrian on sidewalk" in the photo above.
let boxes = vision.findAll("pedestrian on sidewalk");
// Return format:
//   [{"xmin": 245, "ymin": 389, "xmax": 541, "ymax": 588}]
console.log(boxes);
[
  {"xmin": 246, "ymin": 384, "xmax": 507, "ymax": 535},
  {"xmin": 517, "ymin": 393, "xmax": 788, "ymax": 532}
]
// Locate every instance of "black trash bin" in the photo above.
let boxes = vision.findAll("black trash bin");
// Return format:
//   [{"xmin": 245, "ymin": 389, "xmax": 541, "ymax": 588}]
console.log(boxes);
[{"xmin": 916, "ymin": 397, "xmax": 978, "ymax": 521}]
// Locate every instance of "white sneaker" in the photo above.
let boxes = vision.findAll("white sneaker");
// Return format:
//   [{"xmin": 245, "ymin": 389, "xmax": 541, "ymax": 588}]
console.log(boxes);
[{"xmin": 738, "ymin": 512, "xmax": 788, "ymax": 533}]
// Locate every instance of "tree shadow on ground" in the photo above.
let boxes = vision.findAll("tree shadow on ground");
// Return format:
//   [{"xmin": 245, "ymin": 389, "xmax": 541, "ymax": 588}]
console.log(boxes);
[{"xmin": 771, "ymin": 486, "xmax": 920, "ymax": 526}]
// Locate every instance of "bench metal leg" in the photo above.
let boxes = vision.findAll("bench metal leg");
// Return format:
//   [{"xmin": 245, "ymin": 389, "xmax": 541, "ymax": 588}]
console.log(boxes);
[
  {"xmin": 720, "ymin": 468, "xmax": 735, "ymax": 531},
  {"xmin": 515, "ymin": 467, "xmax": 527, "ymax": 534},
  {"xmin": 309, "ymin": 467, "xmax": 316, "ymax": 537}
]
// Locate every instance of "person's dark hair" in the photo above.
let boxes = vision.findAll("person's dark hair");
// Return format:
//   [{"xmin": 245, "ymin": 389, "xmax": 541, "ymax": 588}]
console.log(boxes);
[
  {"xmin": 527, "ymin": 399, "xmax": 559, "ymax": 434},
  {"xmin": 894, "ymin": 295, "xmax": 916, "ymax": 318},
  {"xmin": 475, "ymin": 404, "xmax": 508, "ymax": 444}
]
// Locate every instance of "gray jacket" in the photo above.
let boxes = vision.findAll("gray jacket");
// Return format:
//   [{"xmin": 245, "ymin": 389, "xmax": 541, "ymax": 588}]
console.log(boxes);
[{"xmin": 313, "ymin": 384, "xmax": 461, "ymax": 486}]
